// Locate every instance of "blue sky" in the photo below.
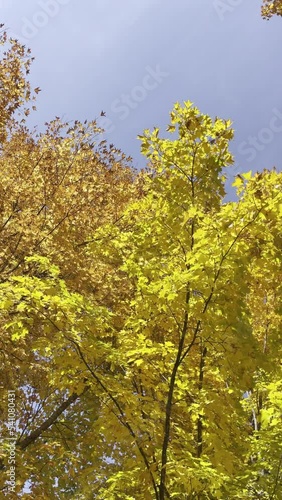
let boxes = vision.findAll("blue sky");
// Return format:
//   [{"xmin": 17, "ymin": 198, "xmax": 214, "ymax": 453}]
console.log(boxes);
[{"xmin": 2, "ymin": 0, "xmax": 282, "ymax": 192}]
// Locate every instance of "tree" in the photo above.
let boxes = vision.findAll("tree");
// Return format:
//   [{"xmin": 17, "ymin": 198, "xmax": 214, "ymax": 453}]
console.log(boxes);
[
  {"xmin": 89, "ymin": 103, "xmax": 282, "ymax": 499},
  {"xmin": 0, "ymin": 29, "xmax": 137, "ymax": 497},
  {"xmin": 0, "ymin": 28, "xmax": 281, "ymax": 500},
  {"xmin": 261, "ymin": 0, "xmax": 282, "ymax": 19}
]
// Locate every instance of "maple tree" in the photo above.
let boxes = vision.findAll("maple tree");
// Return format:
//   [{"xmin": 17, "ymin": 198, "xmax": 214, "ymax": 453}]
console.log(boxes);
[
  {"xmin": 0, "ymin": 26, "xmax": 282, "ymax": 500},
  {"xmin": 87, "ymin": 105, "xmax": 281, "ymax": 499},
  {"xmin": 0, "ymin": 28, "xmax": 137, "ymax": 497},
  {"xmin": 261, "ymin": 0, "xmax": 282, "ymax": 19}
]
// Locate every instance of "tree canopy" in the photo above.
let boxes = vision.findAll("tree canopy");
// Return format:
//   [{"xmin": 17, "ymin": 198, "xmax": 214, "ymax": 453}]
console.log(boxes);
[{"xmin": 0, "ymin": 16, "xmax": 282, "ymax": 500}]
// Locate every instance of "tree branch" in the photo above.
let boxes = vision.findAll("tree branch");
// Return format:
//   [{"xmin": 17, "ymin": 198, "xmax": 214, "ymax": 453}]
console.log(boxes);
[{"xmin": 16, "ymin": 390, "xmax": 84, "ymax": 450}]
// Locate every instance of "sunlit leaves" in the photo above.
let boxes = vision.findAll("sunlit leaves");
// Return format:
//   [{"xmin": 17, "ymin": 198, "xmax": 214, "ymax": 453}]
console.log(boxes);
[
  {"xmin": 0, "ymin": 28, "xmax": 136, "ymax": 497},
  {"xmin": 261, "ymin": 0, "xmax": 282, "ymax": 19},
  {"xmin": 97, "ymin": 108, "xmax": 282, "ymax": 499},
  {"xmin": 0, "ymin": 28, "xmax": 282, "ymax": 498}
]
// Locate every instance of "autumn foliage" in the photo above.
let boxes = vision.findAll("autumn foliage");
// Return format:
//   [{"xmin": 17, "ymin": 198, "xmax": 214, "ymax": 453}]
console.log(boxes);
[
  {"xmin": 0, "ymin": 20, "xmax": 282, "ymax": 500},
  {"xmin": 261, "ymin": 0, "xmax": 282, "ymax": 19}
]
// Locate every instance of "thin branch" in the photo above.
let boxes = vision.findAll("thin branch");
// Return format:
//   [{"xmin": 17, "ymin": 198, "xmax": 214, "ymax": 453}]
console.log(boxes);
[
  {"xmin": 159, "ymin": 287, "xmax": 192, "ymax": 500},
  {"xmin": 65, "ymin": 335, "xmax": 160, "ymax": 500},
  {"xmin": 17, "ymin": 390, "xmax": 84, "ymax": 450}
]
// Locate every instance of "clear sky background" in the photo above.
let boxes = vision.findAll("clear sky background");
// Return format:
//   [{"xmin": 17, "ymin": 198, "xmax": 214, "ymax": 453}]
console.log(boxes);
[{"xmin": 1, "ymin": 0, "xmax": 282, "ymax": 194}]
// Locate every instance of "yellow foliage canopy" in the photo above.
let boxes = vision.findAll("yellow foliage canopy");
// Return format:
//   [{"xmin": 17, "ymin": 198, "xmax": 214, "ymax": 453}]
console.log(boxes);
[{"xmin": 0, "ymin": 27, "xmax": 282, "ymax": 500}]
